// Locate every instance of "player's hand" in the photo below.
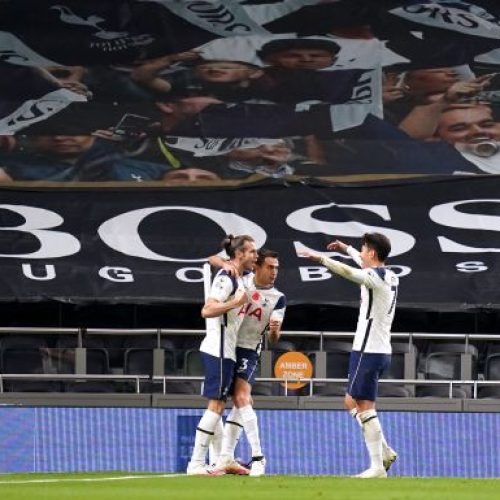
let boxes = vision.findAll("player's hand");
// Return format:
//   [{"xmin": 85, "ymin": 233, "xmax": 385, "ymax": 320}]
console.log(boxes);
[
  {"xmin": 222, "ymin": 261, "xmax": 239, "ymax": 277},
  {"xmin": 233, "ymin": 288, "xmax": 249, "ymax": 307},
  {"xmin": 326, "ymin": 240, "xmax": 348, "ymax": 253},
  {"xmin": 297, "ymin": 250, "xmax": 322, "ymax": 262},
  {"xmin": 268, "ymin": 319, "xmax": 281, "ymax": 343}
]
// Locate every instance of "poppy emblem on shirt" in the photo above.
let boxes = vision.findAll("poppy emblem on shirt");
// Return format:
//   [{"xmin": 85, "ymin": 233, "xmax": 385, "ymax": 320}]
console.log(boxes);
[{"xmin": 252, "ymin": 291, "xmax": 260, "ymax": 301}]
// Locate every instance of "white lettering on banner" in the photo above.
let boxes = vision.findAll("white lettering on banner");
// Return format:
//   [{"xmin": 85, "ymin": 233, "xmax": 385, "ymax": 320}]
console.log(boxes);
[
  {"xmin": 98, "ymin": 267, "xmax": 134, "ymax": 282},
  {"xmin": 287, "ymin": 203, "xmax": 415, "ymax": 257},
  {"xmin": 299, "ymin": 266, "xmax": 332, "ymax": 282},
  {"xmin": 22, "ymin": 263, "xmax": 56, "ymax": 281},
  {"xmin": 456, "ymin": 261, "xmax": 488, "ymax": 273},
  {"xmin": 299, "ymin": 264, "xmax": 413, "ymax": 282},
  {"xmin": 429, "ymin": 199, "xmax": 500, "ymax": 253},
  {"xmin": 98, "ymin": 206, "xmax": 266, "ymax": 262},
  {"xmin": 3, "ymin": 199, "xmax": 500, "ymax": 263},
  {"xmin": 176, "ymin": 267, "xmax": 205, "ymax": 283},
  {"xmin": 0, "ymin": 205, "xmax": 80, "ymax": 258}
]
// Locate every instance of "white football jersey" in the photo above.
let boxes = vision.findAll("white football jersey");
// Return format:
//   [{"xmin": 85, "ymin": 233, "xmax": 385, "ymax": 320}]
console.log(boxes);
[
  {"xmin": 347, "ymin": 247, "xmax": 399, "ymax": 354},
  {"xmin": 200, "ymin": 270, "xmax": 246, "ymax": 361},
  {"xmin": 236, "ymin": 274, "xmax": 287, "ymax": 352}
]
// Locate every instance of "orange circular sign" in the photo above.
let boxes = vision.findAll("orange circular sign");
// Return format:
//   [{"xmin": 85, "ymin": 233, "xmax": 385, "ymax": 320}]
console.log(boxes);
[{"xmin": 273, "ymin": 351, "xmax": 313, "ymax": 390}]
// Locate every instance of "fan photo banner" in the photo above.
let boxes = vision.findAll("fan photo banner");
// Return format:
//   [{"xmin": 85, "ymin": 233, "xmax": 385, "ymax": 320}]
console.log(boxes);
[
  {"xmin": 0, "ymin": 0, "xmax": 499, "ymax": 184},
  {"xmin": 1, "ymin": 176, "xmax": 500, "ymax": 310}
]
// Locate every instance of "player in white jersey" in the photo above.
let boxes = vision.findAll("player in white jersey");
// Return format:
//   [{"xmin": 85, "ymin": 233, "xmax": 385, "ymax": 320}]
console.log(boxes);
[
  {"xmin": 187, "ymin": 234, "xmax": 257, "ymax": 476},
  {"xmin": 209, "ymin": 249, "xmax": 286, "ymax": 477},
  {"xmin": 300, "ymin": 232, "xmax": 398, "ymax": 479}
]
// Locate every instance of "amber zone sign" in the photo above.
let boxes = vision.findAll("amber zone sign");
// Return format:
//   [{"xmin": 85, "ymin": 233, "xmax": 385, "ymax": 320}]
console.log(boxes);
[{"xmin": 273, "ymin": 351, "xmax": 314, "ymax": 390}]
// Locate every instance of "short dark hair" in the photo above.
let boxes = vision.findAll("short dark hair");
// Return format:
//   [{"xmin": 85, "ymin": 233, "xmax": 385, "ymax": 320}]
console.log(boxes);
[
  {"xmin": 256, "ymin": 248, "xmax": 279, "ymax": 266},
  {"xmin": 361, "ymin": 232, "xmax": 391, "ymax": 262},
  {"xmin": 257, "ymin": 38, "xmax": 340, "ymax": 61},
  {"xmin": 192, "ymin": 59, "xmax": 261, "ymax": 70},
  {"xmin": 221, "ymin": 234, "xmax": 254, "ymax": 258}
]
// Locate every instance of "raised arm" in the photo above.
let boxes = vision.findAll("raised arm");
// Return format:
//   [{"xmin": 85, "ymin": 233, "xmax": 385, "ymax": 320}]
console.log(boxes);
[
  {"xmin": 207, "ymin": 255, "xmax": 239, "ymax": 277},
  {"xmin": 130, "ymin": 51, "xmax": 199, "ymax": 94},
  {"xmin": 201, "ymin": 289, "xmax": 248, "ymax": 318},
  {"xmin": 268, "ymin": 295, "xmax": 286, "ymax": 344},
  {"xmin": 327, "ymin": 239, "xmax": 362, "ymax": 267},
  {"xmin": 299, "ymin": 251, "xmax": 380, "ymax": 288}
]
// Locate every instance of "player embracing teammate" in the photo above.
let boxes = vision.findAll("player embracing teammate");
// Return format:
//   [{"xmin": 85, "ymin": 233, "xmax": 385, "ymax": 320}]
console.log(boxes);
[
  {"xmin": 188, "ymin": 231, "xmax": 397, "ymax": 478},
  {"xmin": 187, "ymin": 236, "xmax": 286, "ymax": 477}
]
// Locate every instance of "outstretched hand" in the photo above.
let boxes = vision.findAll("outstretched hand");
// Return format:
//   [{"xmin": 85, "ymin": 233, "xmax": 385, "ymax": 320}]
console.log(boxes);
[{"xmin": 326, "ymin": 240, "xmax": 348, "ymax": 253}]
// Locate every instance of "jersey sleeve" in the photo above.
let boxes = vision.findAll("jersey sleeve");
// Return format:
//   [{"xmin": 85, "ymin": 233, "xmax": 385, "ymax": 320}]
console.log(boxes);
[
  {"xmin": 270, "ymin": 294, "xmax": 287, "ymax": 322},
  {"xmin": 209, "ymin": 272, "xmax": 236, "ymax": 303},
  {"xmin": 346, "ymin": 246, "xmax": 363, "ymax": 268},
  {"xmin": 319, "ymin": 256, "xmax": 385, "ymax": 289}
]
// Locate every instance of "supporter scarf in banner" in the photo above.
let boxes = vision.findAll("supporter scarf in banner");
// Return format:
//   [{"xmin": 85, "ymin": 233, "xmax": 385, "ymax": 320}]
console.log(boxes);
[
  {"xmin": 163, "ymin": 137, "xmax": 286, "ymax": 157},
  {"xmin": 141, "ymin": 0, "xmax": 325, "ymax": 36},
  {"xmin": 142, "ymin": 0, "xmax": 270, "ymax": 36},
  {"xmin": 389, "ymin": 1, "xmax": 500, "ymax": 39},
  {"xmin": 0, "ymin": 65, "xmax": 87, "ymax": 134},
  {"xmin": 329, "ymin": 68, "xmax": 383, "ymax": 131},
  {"xmin": 0, "ymin": 31, "xmax": 60, "ymax": 67},
  {"xmin": 0, "ymin": 88, "xmax": 86, "ymax": 135}
]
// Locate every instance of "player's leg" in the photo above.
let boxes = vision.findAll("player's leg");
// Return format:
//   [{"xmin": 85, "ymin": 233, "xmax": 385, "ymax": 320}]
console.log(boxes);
[
  {"xmin": 209, "ymin": 416, "xmax": 224, "ymax": 465},
  {"xmin": 232, "ymin": 377, "xmax": 266, "ymax": 476},
  {"xmin": 233, "ymin": 347, "xmax": 265, "ymax": 476},
  {"xmin": 353, "ymin": 398, "xmax": 386, "ymax": 478},
  {"xmin": 346, "ymin": 351, "xmax": 390, "ymax": 478},
  {"xmin": 217, "ymin": 347, "xmax": 262, "ymax": 474},
  {"xmin": 187, "ymin": 354, "xmax": 234, "ymax": 475},
  {"xmin": 218, "ymin": 405, "xmax": 244, "ymax": 462},
  {"xmin": 345, "ymin": 393, "xmax": 397, "ymax": 471}
]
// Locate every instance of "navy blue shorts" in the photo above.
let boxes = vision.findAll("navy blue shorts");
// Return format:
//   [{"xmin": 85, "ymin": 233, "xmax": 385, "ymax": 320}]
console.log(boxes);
[
  {"xmin": 201, "ymin": 352, "xmax": 235, "ymax": 401},
  {"xmin": 347, "ymin": 351, "xmax": 391, "ymax": 401},
  {"xmin": 234, "ymin": 347, "xmax": 260, "ymax": 386}
]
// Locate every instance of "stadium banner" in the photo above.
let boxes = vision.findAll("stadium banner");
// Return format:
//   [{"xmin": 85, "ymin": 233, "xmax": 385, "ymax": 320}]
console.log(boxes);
[
  {"xmin": 0, "ymin": 406, "xmax": 499, "ymax": 477},
  {"xmin": 1, "ymin": 1, "xmax": 500, "ymax": 183},
  {"xmin": 1, "ymin": 176, "xmax": 500, "ymax": 310}
]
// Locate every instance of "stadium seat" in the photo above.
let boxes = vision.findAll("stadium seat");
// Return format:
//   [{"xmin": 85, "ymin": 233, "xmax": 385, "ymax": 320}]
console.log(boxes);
[
  {"xmin": 163, "ymin": 380, "xmax": 198, "ymax": 394},
  {"xmin": 478, "ymin": 353, "xmax": 500, "ymax": 399},
  {"xmin": 183, "ymin": 349, "xmax": 203, "ymax": 376},
  {"xmin": 312, "ymin": 382, "xmax": 346, "ymax": 397},
  {"xmin": 322, "ymin": 340, "xmax": 352, "ymax": 353},
  {"xmin": 421, "ymin": 343, "xmax": 478, "ymax": 392},
  {"xmin": 64, "ymin": 380, "xmax": 117, "ymax": 393},
  {"xmin": 416, "ymin": 386, "xmax": 468, "ymax": 399},
  {"xmin": 124, "ymin": 348, "xmax": 176, "ymax": 376},
  {"xmin": 477, "ymin": 386, "xmax": 500, "ymax": 399},
  {"xmin": 378, "ymin": 384, "xmax": 412, "ymax": 397},
  {"xmin": 321, "ymin": 341, "xmax": 351, "ymax": 396},
  {"xmin": 251, "ymin": 382, "xmax": 275, "ymax": 396},
  {"xmin": 0, "ymin": 336, "xmax": 61, "ymax": 392},
  {"xmin": 424, "ymin": 352, "xmax": 461, "ymax": 380},
  {"xmin": 269, "ymin": 340, "xmax": 297, "ymax": 352}
]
